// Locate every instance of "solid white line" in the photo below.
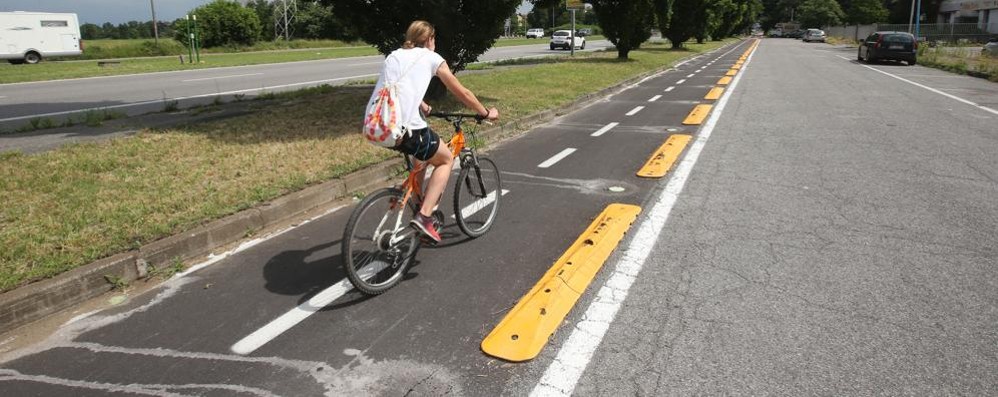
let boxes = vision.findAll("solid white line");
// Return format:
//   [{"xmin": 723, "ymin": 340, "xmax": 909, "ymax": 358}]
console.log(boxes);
[
  {"xmin": 0, "ymin": 73, "xmax": 379, "ymax": 123},
  {"xmin": 664, "ymin": 86, "xmax": 675, "ymax": 92},
  {"xmin": 625, "ymin": 106, "xmax": 645, "ymax": 116},
  {"xmin": 455, "ymin": 189, "xmax": 509, "ymax": 219},
  {"xmin": 531, "ymin": 39, "xmax": 756, "ymax": 397},
  {"xmin": 182, "ymin": 73, "xmax": 263, "ymax": 82},
  {"xmin": 686, "ymin": 73, "xmax": 695, "ymax": 78},
  {"xmin": 231, "ymin": 277, "xmax": 357, "ymax": 355},
  {"xmin": 538, "ymin": 148, "xmax": 577, "ymax": 168},
  {"xmin": 648, "ymin": 95, "xmax": 662, "ymax": 102},
  {"xmin": 676, "ymin": 79, "xmax": 686, "ymax": 84},
  {"xmin": 591, "ymin": 122, "xmax": 619, "ymax": 137},
  {"xmin": 849, "ymin": 59, "xmax": 998, "ymax": 116}
]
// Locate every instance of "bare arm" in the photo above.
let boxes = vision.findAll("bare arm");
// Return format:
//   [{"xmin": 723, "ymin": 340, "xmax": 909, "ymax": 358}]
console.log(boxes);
[{"xmin": 435, "ymin": 62, "xmax": 499, "ymax": 120}]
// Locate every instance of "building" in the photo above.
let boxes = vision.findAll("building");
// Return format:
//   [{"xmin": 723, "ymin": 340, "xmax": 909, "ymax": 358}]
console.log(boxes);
[{"xmin": 939, "ymin": 0, "xmax": 998, "ymax": 33}]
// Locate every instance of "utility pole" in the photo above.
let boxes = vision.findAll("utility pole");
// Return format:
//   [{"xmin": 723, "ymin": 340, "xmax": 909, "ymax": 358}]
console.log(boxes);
[
  {"xmin": 150, "ymin": 0, "xmax": 159, "ymax": 44},
  {"xmin": 908, "ymin": 0, "xmax": 916, "ymax": 33},
  {"xmin": 275, "ymin": 0, "xmax": 298, "ymax": 41}
]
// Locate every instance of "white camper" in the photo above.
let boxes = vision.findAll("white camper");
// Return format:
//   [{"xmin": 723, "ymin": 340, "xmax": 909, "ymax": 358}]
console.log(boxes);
[{"xmin": 0, "ymin": 11, "xmax": 83, "ymax": 64}]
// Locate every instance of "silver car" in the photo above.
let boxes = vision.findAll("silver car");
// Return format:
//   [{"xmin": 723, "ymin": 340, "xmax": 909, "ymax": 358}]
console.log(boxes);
[{"xmin": 803, "ymin": 29, "xmax": 826, "ymax": 43}]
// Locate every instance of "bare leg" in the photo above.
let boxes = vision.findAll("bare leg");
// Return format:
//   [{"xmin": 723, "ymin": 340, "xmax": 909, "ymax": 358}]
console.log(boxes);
[{"xmin": 420, "ymin": 143, "xmax": 454, "ymax": 217}]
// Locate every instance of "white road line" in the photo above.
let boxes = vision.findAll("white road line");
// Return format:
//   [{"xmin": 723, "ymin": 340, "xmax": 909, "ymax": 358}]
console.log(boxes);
[
  {"xmin": 538, "ymin": 148, "xmax": 577, "ymax": 168},
  {"xmin": 0, "ymin": 73, "xmax": 379, "ymax": 123},
  {"xmin": 454, "ymin": 189, "xmax": 509, "ymax": 219},
  {"xmin": 625, "ymin": 106, "xmax": 645, "ymax": 116},
  {"xmin": 182, "ymin": 73, "xmax": 263, "ymax": 82},
  {"xmin": 0, "ymin": 96, "xmax": 6, "ymax": 99},
  {"xmin": 591, "ymin": 122, "xmax": 619, "ymax": 137},
  {"xmin": 676, "ymin": 79, "xmax": 686, "ymax": 84},
  {"xmin": 664, "ymin": 86, "xmax": 675, "ymax": 92},
  {"xmin": 695, "ymin": 69, "xmax": 703, "ymax": 73},
  {"xmin": 648, "ymin": 95, "xmax": 662, "ymax": 102},
  {"xmin": 686, "ymin": 73, "xmax": 695, "ymax": 78},
  {"xmin": 530, "ymin": 39, "xmax": 756, "ymax": 397},
  {"xmin": 838, "ymin": 55, "xmax": 998, "ymax": 116}
]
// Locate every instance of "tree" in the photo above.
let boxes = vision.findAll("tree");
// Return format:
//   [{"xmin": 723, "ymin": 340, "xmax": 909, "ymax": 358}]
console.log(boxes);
[
  {"xmin": 81, "ymin": 23, "xmax": 102, "ymax": 40},
  {"xmin": 846, "ymin": 0, "xmax": 887, "ymax": 24},
  {"xmin": 590, "ymin": 0, "xmax": 655, "ymax": 58},
  {"xmin": 323, "ymin": 0, "xmax": 519, "ymax": 74},
  {"xmin": 662, "ymin": 0, "xmax": 702, "ymax": 49},
  {"xmin": 247, "ymin": 0, "xmax": 276, "ymax": 40},
  {"xmin": 797, "ymin": 0, "xmax": 844, "ymax": 28},
  {"xmin": 174, "ymin": 0, "xmax": 262, "ymax": 48}
]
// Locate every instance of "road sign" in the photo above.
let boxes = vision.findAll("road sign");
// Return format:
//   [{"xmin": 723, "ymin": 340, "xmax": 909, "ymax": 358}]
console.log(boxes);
[{"xmin": 567, "ymin": 0, "xmax": 585, "ymax": 9}]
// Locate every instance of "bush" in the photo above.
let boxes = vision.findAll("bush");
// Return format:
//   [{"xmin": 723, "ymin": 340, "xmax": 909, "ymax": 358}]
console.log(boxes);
[{"xmin": 173, "ymin": 0, "xmax": 262, "ymax": 48}]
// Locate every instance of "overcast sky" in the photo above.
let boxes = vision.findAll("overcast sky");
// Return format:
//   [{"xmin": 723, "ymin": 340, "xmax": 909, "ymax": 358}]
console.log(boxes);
[{"xmin": 2, "ymin": 1, "xmax": 534, "ymax": 25}]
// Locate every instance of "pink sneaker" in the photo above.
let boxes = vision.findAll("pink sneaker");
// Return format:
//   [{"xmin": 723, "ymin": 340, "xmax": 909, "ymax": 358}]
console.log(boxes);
[{"xmin": 410, "ymin": 213, "xmax": 441, "ymax": 244}]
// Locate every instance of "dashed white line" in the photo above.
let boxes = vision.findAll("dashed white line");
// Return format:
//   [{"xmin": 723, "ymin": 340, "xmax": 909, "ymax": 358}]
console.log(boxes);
[
  {"xmin": 837, "ymin": 55, "xmax": 998, "ymax": 115},
  {"xmin": 530, "ymin": 39, "xmax": 758, "ymax": 397},
  {"xmin": 695, "ymin": 69, "xmax": 703, "ymax": 73},
  {"xmin": 0, "ymin": 96, "xmax": 7, "ymax": 99},
  {"xmin": 182, "ymin": 73, "xmax": 263, "ymax": 82},
  {"xmin": 538, "ymin": 148, "xmax": 577, "ymax": 168},
  {"xmin": 664, "ymin": 86, "xmax": 675, "ymax": 92},
  {"xmin": 591, "ymin": 122, "xmax": 619, "ymax": 137},
  {"xmin": 676, "ymin": 79, "xmax": 686, "ymax": 84},
  {"xmin": 455, "ymin": 189, "xmax": 509, "ymax": 219},
  {"xmin": 648, "ymin": 95, "xmax": 662, "ymax": 102},
  {"xmin": 686, "ymin": 73, "xmax": 695, "ymax": 78},
  {"xmin": 625, "ymin": 106, "xmax": 645, "ymax": 116}
]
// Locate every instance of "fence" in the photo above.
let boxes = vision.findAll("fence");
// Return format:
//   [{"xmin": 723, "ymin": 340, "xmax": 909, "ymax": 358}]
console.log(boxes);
[{"xmin": 824, "ymin": 23, "xmax": 998, "ymax": 43}]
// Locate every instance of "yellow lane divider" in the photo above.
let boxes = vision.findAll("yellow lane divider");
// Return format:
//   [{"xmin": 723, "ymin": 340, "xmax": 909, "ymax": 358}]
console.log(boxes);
[
  {"xmin": 705, "ymin": 86, "xmax": 725, "ymax": 100},
  {"xmin": 636, "ymin": 134, "xmax": 692, "ymax": 178},
  {"xmin": 682, "ymin": 104, "xmax": 713, "ymax": 125},
  {"xmin": 717, "ymin": 76, "xmax": 733, "ymax": 85},
  {"xmin": 726, "ymin": 69, "xmax": 738, "ymax": 76},
  {"xmin": 731, "ymin": 64, "xmax": 742, "ymax": 70},
  {"xmin": 481, "ymin": 204, "xmax": 642, "ymax": 362}
]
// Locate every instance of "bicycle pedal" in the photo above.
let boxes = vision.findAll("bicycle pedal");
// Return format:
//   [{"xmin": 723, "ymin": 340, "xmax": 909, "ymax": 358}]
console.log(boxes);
[{"xmin": 419, "ymin": 235, "xmax": 440, "ymax": 245}]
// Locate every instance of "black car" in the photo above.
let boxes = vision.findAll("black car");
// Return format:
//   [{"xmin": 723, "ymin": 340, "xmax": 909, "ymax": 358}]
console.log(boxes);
[{"xmin": 858, "ymin": 31, "xmax": 917, "ymax": 65}]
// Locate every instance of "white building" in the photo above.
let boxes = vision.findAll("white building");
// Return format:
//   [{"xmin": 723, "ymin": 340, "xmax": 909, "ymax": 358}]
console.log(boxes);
[{"xmin": 939, "ymin": 0, "xmax": 998, "ymax": 33}]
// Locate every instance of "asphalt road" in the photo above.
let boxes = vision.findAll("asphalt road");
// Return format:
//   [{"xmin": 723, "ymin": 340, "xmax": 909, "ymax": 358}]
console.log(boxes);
[
  {"xmin": 2, "ymin": 38, "xmax": 997, "ymax": 396},
  {"xmin": 0, "ymin": 40, "xmax": 611, "ymax": 129}
]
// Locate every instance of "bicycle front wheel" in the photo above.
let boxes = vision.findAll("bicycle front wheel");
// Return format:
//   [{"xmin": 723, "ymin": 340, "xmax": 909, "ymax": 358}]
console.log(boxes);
[
  {"xmin": 341, "ymin": 188, "xmax": 419, "ymax": 295},
  {"xmin": 453, "ymin": 157, "xmax": 502, "ymax": 237}
]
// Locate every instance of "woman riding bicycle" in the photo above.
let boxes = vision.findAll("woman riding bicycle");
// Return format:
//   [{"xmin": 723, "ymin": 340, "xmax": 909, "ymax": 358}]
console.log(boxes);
[{"xmin": 365, "ymin": 20, "xmax": 499, "ymax": 243}]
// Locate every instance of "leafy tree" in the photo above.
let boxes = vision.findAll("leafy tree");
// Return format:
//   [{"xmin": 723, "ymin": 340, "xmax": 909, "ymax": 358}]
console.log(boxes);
[
  {"xmin": 247, "ymin": 0, "xmax": 276, "ymax": 40},
  {"xmin": 323, "ymin": 0, "xmax": 519, "ymax": 74},
  {"xmin": 846, "ymin": 0, "xmax": 887, "ymax": 24},
  {"xmin": 662, "ymin": 0, "xmax": 702, "ymax": 48},
  {"xmin": 173, "ymin": 0, "xmax": 262, "ymax": 48},
  {"xmin": 81, "ymin": 23, "xmax": 102, "ymax": 40},
  {"xmin": 526, "ymin": 4, "xmax": 571, "ymax": 29},
  {"xmin": 590, "ymin": 0, "xmax": 655, "ymax": 58},
  {"xmin": 797, "ymin": 0, "xmax": 844, "ymax": 28}
]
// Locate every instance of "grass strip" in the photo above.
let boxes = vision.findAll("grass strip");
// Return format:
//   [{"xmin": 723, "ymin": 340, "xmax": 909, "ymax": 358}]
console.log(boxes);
[
  {"xmin": 917, "ymin": 47, "xmax": 998, "ymax": 82},
  {"xmin": 0, "ymin": 39, "xmax": 734, "ymax": 292}
]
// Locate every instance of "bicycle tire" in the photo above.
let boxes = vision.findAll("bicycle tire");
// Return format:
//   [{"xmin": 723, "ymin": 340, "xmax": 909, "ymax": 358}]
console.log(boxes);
[
  {"xmin": 341, "ymin": 188, "xmax": 420, "ymax": 295},
  {"xmin": 453, "ymin": 157, "xmax": 501, "ymax": 237}
]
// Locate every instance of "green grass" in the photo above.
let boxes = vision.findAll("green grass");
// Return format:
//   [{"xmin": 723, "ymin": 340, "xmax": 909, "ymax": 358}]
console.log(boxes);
[
  {"xmin": 66, "ymin": 38, "xmax": 367, "ymax": 60},
  {"xmin": 0, "ymin": 46, "xmax": 379, "ymax": 84},
  {"xmin": 918, "ymin": 46, "xmax": 998, "ymax": 82},
  {"xmin": 0, "ymin": 39, "xmax": 734, "ymax": 292}
]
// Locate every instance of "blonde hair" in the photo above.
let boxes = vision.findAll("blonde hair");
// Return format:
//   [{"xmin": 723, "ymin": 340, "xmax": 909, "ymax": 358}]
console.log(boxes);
[{"xmin": 402, "ymin": 20, "xmax": 435, "ymax": 49}]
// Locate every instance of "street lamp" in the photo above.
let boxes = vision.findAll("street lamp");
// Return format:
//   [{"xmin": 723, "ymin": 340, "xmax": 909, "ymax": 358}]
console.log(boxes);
[{"xmin": 150, "ymin": 0, "xmax": 159, "ymax": 44}]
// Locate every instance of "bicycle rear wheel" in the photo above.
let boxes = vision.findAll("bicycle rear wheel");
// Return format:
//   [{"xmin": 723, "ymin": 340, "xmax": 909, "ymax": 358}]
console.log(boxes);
[
  {"xmin": 453, "ymin": 157, "xmax": 501, "ymax": 237},
  {"xmin": 341, "ymin": 188, "xmax": 419, "ymax": 295}
]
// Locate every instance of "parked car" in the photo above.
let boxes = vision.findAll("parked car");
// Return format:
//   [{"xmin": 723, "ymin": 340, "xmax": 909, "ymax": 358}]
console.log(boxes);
[
  {"xmin": 577, "ymin": 28, "xmax": 592, "ymax": 37},
  {"xmin": 550, "ymin": 30, "xmax": 585, "ymax": 50},
  {"xmin": 526, "ymin": 28, "xmax": 545, "ymax": 39},
  {"xmin": 983, "ymin": 37, "xmax": 998, "ymax": 57},
  {"xmin": 786, "ymin": 29, "xmax": 806, "ymax": 39},
  {"xmin": 858, "ymin": 31, "xmax": 917, "ymax": 65},
  {"xmin": 802, "ymin": 29, "xmax": 826, "ymax": 43}
]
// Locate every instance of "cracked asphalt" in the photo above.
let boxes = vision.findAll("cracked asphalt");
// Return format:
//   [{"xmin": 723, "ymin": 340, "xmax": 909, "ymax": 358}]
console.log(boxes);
[{"xmin": 567, "ymin": 39, "xmax": 998, "ymax": 395}]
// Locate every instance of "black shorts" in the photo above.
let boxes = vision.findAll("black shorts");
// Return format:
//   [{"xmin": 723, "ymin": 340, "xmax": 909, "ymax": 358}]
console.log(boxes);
[{"xmin": 393, "ymin": 127, "xmax": 440, "ymax": 161}]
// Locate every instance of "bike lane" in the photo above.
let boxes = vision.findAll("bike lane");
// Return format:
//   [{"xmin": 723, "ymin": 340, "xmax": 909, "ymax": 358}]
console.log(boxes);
[{"xmin": 0, "ymin": 40, "xmax": 753, "ymax": 396}]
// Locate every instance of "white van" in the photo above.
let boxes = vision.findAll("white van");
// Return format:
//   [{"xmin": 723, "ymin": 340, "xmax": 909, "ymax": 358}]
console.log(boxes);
[{"xmin": 0, "ymin": 11, "xmax": 83, "ymax": 64}]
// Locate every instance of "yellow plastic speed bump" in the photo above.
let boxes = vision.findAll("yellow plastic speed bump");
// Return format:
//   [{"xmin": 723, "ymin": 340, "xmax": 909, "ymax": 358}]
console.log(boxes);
[
  {"xmin": 637, "ymin": 134, "xmax": 692, "ymax": 178},
  {"xmin": 705, "ymin": 86, "xmax": 725, "ymax": 100},
  {"xmin": 726, "ymin": 69, "xmax": 738, "ymax": 76},
  {"xmin": 732, "ymin": 64, "xmax": 742, "ymax": 70},
  {"xmin": 683, "ymin": 104, "xmax": 713, "ymax": 125},
  {"xmin": 717, "ymin": 76, "xmax": 733, "ymax": 85},
  {"xmin": 480, "ymin": 204, "xmax": 642, "ymax": 362}
]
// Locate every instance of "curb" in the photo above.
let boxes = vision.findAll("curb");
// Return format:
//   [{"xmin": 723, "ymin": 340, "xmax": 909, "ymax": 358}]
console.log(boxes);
[{"xmin": 0, "ymin": 41, "xmax": 741, "ymax": 336}]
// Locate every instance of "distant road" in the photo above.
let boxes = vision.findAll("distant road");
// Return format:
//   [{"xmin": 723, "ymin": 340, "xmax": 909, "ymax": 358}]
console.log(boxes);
[{"xmin": 0, "ymin": 41, "xmax": 611, "ymax": 128}]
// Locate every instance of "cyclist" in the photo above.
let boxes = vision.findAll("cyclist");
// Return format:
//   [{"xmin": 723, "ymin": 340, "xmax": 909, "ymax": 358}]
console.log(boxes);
[{"xmin": 366, "ymin": 20, "xmax": 499, "ymax": 243}]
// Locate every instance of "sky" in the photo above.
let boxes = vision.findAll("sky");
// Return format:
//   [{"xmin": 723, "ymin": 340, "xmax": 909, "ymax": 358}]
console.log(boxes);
[{"xmin": 1, "ymin": 1, "xmax": 535, "ymax": 25}]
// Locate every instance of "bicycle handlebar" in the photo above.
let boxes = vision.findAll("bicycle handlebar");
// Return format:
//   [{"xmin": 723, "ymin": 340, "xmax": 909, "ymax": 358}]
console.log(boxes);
[{"xmin": 428, "ymin": 112, "xmax": 486, "ymax": 123}]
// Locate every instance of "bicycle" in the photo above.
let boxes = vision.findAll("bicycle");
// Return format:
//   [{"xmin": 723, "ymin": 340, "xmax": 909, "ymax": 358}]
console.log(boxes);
[{"xmin": 341, "ymin": 112, "xmax": 502, "ymax": 295}]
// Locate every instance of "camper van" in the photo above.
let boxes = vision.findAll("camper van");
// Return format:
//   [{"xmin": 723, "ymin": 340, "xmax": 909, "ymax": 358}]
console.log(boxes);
[{"xmin": 0, "ymin": 11, "xmax": 83, "ymax": 64}]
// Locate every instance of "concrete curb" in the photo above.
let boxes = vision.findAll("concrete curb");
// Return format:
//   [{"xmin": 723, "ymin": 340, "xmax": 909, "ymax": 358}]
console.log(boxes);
[{"xmin": 0, "ymin": 41, "xmax": 740, "ymax": 336}]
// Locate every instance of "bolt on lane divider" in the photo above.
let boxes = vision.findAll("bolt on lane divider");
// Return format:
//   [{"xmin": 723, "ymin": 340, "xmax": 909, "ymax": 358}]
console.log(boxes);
[
  {"xmin": 637, "ymin": 134, "xmax": 692, "ymax": 178},
  {"xmin": 481, "ymin": 204, "xmax": 642, "ymax": 362}
]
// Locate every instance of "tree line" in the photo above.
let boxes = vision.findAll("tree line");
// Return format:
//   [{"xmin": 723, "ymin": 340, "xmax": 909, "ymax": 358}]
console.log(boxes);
[{"xmin": 759, "ymin": 0, "xmax": 944, "ymax": 32}]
